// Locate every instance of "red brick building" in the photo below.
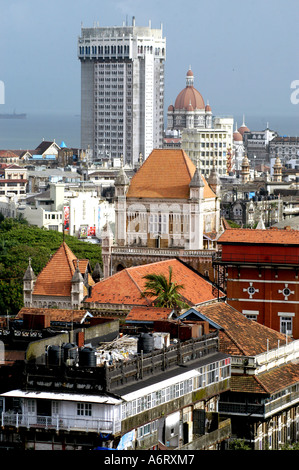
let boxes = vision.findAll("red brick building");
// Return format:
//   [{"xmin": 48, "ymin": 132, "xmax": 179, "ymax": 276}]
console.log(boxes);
[{"xmin": 214, "ymin": 228, "xmax": 299, "ymax": 339}]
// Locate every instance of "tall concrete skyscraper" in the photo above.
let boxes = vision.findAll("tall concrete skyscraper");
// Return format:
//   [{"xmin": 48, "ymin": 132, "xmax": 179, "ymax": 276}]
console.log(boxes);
[{"xmin": 78, "ymin": 17, "xmax": 166, "ymax": 166}]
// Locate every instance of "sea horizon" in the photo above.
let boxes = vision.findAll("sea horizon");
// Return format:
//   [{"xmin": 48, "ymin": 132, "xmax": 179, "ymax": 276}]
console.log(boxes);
[{"xmin": 0, "ymin": 112, "xmax": 299, "ymax": 151}]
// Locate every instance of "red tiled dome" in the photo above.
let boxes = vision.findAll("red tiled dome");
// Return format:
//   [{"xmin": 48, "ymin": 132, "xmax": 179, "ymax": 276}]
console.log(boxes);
[
  {"xmin": 238, "ymin": 125, "xmax": 250, "ymax": 136},
  {"xmin": 233, "ymin": 130, "xmax": 243, "ymax": 142},
  {"xmin": 238, "ymin": 118, "xmax": 250, "ymax": 136},
  {"xmin": 174, "ymin": 68, "xmax": 205, "ymax": 110},
  {"xmin": 175, "ymin": 86, "xmax": 205, "ymax": 110},
  {"xmin": 168, "ymin": 104, "xmax": 174, "ymax": 111}
]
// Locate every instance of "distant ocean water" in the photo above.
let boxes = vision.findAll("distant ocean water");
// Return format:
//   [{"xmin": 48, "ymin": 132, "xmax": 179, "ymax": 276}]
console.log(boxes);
[
  {"xmin": 0, "ymin": 113, "xmax": 299, "ymax": 151},
  {"xmin": 0, "ymin": 113, "xmax": 81, "ymax": 150}
]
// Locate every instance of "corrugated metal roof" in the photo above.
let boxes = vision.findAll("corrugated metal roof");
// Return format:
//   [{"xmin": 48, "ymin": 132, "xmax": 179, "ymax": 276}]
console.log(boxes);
[{"xmin": 0, "ymin": 389, "xmax": 122, "ymax": 404}]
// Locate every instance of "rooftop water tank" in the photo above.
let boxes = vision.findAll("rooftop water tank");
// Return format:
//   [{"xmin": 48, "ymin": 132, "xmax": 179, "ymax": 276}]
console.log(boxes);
[
  {"xmin": 78, "ymin": 346, "xmax": 96, "ymax": 367},
  {"xmin": 138, "ymin": 333, "xmax": 154, "ymax": 354},
  {"xmin": 47, "ymin": 345, "xmax": 63, "ymax": 366}
]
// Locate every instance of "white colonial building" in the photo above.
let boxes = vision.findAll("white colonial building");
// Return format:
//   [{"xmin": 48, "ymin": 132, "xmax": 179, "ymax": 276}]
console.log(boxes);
[{"xmin": 114, "ymin": 148, "xmax": 221, "ymax": 251}]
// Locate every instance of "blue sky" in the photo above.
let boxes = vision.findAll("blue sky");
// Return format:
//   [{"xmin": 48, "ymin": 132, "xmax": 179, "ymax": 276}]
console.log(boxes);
[{"xmin": 0, "ymin": 0, "xmax": 299, "ymax": 126}]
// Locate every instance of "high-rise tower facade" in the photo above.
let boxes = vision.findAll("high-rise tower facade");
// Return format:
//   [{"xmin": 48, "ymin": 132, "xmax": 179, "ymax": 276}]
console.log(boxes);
[{"xmin": 78, "ymin": 17, "xmax": 166, "ymax": 166}]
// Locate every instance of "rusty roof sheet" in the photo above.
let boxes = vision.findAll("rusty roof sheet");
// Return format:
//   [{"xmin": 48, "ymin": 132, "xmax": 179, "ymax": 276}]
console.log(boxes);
[{"xmin": 16, "ymin": 307, "xmax": 89, "ymax": 323}]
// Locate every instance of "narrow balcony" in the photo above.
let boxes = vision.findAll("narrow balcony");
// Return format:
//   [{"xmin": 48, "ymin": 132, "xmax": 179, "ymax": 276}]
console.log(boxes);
[{"xmin": 1, "ymin": 412, "xmax": 120, "ymax": 434}]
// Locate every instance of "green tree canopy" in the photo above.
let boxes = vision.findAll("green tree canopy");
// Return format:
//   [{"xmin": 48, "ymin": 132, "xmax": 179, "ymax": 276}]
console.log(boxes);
[
  {"xmin": 0, "ymin": 218, "xmax": 102, "ymax": 315},
  {"xmin": 141, "ymin": 266, "xmax": 190, "ymax": 310}
]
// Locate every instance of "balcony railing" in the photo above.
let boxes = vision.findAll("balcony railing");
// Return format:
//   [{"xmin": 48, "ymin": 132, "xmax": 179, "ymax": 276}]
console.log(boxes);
[
  {"xmin": 112, "ymin": 246, "xmax": 216, "ymax": 258},
  {"xmin": 180, "ymin": 418, "xmax": 231, "ymax": 450},
  {"xmin": 264, "ymin": 389, "xmax": 299, "ymax": 418},
  {"xmin": 218, "ymin": 401, "xmax": 264, "ymax": 417},
  {"xmin": 220, "ymin": 387, "xmax": 299, "ymax": 418},
  {"xmin": 1, "ymin": 412, "xmax": 120, "ymax": 434}
]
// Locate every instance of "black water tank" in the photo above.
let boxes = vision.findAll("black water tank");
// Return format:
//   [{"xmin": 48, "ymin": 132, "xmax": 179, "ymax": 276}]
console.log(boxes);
[
  {"xmin": 62, "ymin": 343, "xmax": 78, "ymax": 363},
  {"xmin": 79, "ymin": 347, "xmax": 96, "ymax": 367},
  {"xmin": 48, "ymin": 345, "xmax": 63, "ymax": 366},
  {"xmin": 138, "ymin": 333, "xmax": 154, "ymax": 354}
]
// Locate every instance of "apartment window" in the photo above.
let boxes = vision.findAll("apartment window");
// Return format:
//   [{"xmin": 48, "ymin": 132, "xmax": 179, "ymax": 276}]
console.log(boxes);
[
  {"xmin": 208, "ymin": 363, "xmax": 216, "ymax": 384},
  {"xmin": 52, "ymin": 401, "xmax": 59, "ymax": 416},
  {"xmin": 280, "ymin": 316, "xmax": 293, "ymax": 336},
  {"xmin": 28, "ymin": 399, "xmax": 35, "ymax": 413},
  {"xmin": 149, "ymin": 213, "xmax": 158, "ymax": 234},
  {"xmin": 242, "ymin": 310, "xmax": 259, "ymax": 321},
  {"xmin": 77, "ymin": 403, "xmax": 92, "ymax": 416},
  {"xmin": 137, "ymin": 422, "xmax": 154, "ymax": 439},
  {"xmin": 268, "ymin": 433, "xmax": 272, "ymax": 449}
]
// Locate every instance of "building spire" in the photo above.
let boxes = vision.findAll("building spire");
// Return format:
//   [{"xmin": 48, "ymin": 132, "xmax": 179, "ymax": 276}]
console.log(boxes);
[{"xmin": 190, "ymin": 159, "xmax": 204, "ymax": 188}]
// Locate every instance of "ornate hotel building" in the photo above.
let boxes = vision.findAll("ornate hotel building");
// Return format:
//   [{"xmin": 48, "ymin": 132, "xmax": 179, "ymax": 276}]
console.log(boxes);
[
  {"xmin": 78, "ymin": 18, "xmax": 166, "ymax": 166},
  {"xmin": 167, "ymin": 69, "xmax": 234, "ymax": 176}
]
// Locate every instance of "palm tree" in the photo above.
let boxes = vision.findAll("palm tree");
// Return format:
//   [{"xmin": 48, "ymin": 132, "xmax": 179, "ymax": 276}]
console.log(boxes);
[{"xmin": 141, "ymin": 266, "xmax": 190, "ymax": 310}]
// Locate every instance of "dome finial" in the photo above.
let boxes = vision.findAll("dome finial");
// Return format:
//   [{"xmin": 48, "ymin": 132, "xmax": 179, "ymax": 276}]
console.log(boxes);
[{"xmin": 186, "ymin": 67, "xmax": 194, "ymax": 87}]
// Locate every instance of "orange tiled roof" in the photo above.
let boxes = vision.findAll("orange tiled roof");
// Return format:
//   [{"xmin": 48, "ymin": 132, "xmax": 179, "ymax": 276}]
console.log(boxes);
[
  {"xmin": 33, "ymin": 242, "xmax": 79, "ymax": 297},
  {"xmin": 75, "ymin": 259, "xmax": 90, "ymax": 274},
  {"xmin": 126, "ymin": 148, "xmax": 216, "ymax": 199},
  {"xmin": 198, "ymin": 302, "xmax": 290, "ymax": 357},
  {"xmin": 0, "ymin": 150, "xmax": 19, "ymax": 158},
  {"xmin": 126, "ymin": 306, "xmax": 174, "ymax": 322},
  {"xmin": 17, "ymin": 307, "xmax": 89, "ymax": 323},
  {"xmin": 255, "ymin": 362, "xmax": 299, "ymax": 394},
  {"xmin": 85, "ymin": 259, "xmax": 223, "ymax": 307},
  {"xmin": 229, "ymin": 375, "xmax": 267, "ymax": 394},
  {"xmin": 217, "ymin": 228, "xmax": 299, "ymax": 245},
  {"xmin": 230, "ymin": 362, "xmax": 299, "ymax": 395}
]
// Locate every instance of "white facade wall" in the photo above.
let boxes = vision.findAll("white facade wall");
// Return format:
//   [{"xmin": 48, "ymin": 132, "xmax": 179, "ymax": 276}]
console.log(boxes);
[
  {"xmin": 11, "ymin": 392, "xmax": 122, "ymax": 434},
  {"xmin": 67, "ymin": 193, "xmax": 115, "ymax": 238},
  {"xmin": 123, "ymin": 197, "xmax": 219, "ymax": 250},
  {"xmin": 81, "ymin": 61, "xmax": 94, "ymax": 150},
  {"xmin": 182, "ymin": 123, "xmax": 233, "ymax": 177},
  {"xmin": 68, "ymin": 192, "xmax": 98, "ymax": 237}
]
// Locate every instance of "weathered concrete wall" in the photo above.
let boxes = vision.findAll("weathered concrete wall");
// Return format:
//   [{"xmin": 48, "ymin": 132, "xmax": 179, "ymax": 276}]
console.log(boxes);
[{"xmin": 25, "ymin": 320, "xmax": 119, "ymax": 363}]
